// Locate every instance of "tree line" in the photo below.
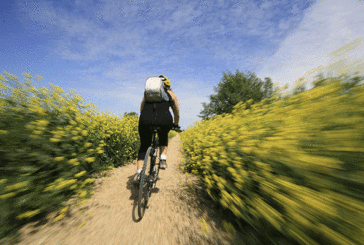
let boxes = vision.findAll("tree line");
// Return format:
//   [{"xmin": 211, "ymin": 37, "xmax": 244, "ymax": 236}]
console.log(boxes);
[{"xmin": 198, "ymin": 69, "xmax": 363, "ymax": 121}]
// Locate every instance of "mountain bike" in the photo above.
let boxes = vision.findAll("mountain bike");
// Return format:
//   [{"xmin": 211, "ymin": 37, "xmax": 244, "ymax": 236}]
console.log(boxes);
[{"xmin": 138, "ymin": 125, "xmax": 180, "ymax": 219}]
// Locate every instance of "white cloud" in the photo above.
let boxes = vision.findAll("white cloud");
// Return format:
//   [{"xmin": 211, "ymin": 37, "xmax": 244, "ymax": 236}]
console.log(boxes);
[
  {"xmin": 17, "ymin": 0, "xmax": 300, "ymax": 67},
  {"xmin": 178, "ymin": 96, "xmax": 207, "ymax": 126},
  {"xmin": 260, "ymin": 1, "xmax": 274, "ymax": 10},
  {"xmin": 290, "ymin": 4, "xmax": 300, "ymax": 15},
  {"xmin": 77, "ymin": 87, "xmax": 139, "ymax": 100},
  {"xmin": 15, "ymin": 0, "xmax": 338, "ymax": 129},
  {"xmin": 176, "ymin": 92, "xmax": 211, "ymax": 128},
  {"xmin": 257, "ymin": 0, "xmax": 364, "ymax": 90}
]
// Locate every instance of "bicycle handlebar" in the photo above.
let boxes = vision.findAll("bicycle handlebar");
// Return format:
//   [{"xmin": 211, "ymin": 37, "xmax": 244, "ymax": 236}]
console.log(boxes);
[{"xmin": 171, "ymin": 124, "xmax": 181, "ymax": 131}]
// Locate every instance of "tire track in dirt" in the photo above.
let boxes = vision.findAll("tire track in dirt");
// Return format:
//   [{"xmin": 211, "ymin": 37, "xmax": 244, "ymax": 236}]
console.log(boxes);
[{"xmin": 14, "ymin": 134, "xmax": 250, "ymax": 245}]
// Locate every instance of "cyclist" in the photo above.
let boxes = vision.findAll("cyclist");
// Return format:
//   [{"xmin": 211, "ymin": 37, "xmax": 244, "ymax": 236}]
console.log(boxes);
[{"xmin": 133, "ymin": 75, "xmax": 180, "ymax": 184}]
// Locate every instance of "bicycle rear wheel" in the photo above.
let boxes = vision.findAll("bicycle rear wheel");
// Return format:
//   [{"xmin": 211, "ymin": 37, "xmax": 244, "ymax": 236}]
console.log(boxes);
[
  {"xmin": 150, "ymin": 147, "xmax": 160, "ymax": 189},
  {"xmin": 138, "ymin": 146, "xmax": 152, "ymax": 219}
]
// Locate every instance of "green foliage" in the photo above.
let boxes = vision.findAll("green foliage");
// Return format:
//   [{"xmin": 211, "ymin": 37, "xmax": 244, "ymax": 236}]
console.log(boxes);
[
  {"xmin": 168, "ymin": 130, "xmax": 178, "ymax": 141},
  {"xmin": 292, "ymin": 78, "xmax": 307, "ymax": 96},
  {"xmin": 181, "ymin": 75, "xmax": 364, "ymax": 245},
  {"xmin": 313, "ymin": 72, "xmax": 328, "ymax": 88},
  {"xmin": 0, "ymin": 72, "xmax": 139, "ymax": 242},
  {"xmin": 313, "ymin": 72, "xmax": 364, "ymax": 93},
  {"xmin": 198, "ymin": 70, "xmax": 274, "ymax": 120},
  {"xmin": 123, "ymin": 111, "xmax": 138, "ymax": 118}
]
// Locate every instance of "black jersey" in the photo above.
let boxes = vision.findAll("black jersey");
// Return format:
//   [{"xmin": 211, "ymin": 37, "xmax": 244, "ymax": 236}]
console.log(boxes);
[{"xmin": 139, "ymin": 90, "xmax": 173, "ymax": 127}]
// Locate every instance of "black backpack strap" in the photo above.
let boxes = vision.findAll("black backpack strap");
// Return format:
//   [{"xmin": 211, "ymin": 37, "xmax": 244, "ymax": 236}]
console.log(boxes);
[{"xmin": 165, "ymin": 88, "xmax": 173, "ymax": 106}]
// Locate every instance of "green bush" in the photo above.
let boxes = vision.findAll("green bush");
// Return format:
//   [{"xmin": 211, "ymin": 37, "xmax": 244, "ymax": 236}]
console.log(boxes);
[
  {"xmin": 168, "ymin": 130, "xmax": 178, "ymax": 142},
  {"xmin": 0, "ymin": 72, "xmax": 139, "ymax": 241}
]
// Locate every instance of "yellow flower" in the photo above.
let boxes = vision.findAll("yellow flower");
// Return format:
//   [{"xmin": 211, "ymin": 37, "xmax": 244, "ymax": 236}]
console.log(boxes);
[
  {"xmin": 85, "ymin": 157, "xmax": 95, "ymax": 163},
  {"xmin": 59, "ymin": 206, "xmax": 69, "ymax": 214},
  {"xmin": 75, "ymin": 171, "xmax": 86, "ymax": 178},
  {"xmin": 54, "ymin": 156, "xmax": 64, "ymax": 162},
  {"xmin": 0, "ymin": 130, "xmax": 8, "ymax": 135},
  {"xmin": 79, "ymin": 190, "xmax": 87, "ymax": 198},
  {"xmin": 68, "ymin": 158, "xmax": 78, "ymax": 164},
  {"xmin": 85, "ymin": 178, "xmax": 94, "ymax": 183},
  {"xmin": 33, "ymin": 130, "xmax": 43, "ymax": 135},
  {"xmin": 199, "ymin": 218, "xmax": 209, "ymax": 234},
  {"xmin": 22, "ymin": 72, "xmax": 33, "ymax": 78},
  {"xmin": 5, "ymin": 181, "xmax": 28, "ymax": 192},
  {"xmin": 0, "ymin": 192, "xmax": 16, "ymax": 199},
  {"xmin": 50, "ymin": 138, "xmax": 60, "ymax": 142},
  {"xmin": 0, "ymin": 74, "xmax": 7, "ymax": 81},
  {"xmin": 36, "ymin": 119, "xmax": 49, "ymax": 127},
  {"xmin": 54, "ymin": 213, "xmax": 65, "ymax": 222},
  {"xmin": 56, "ymin": 179, "xmax": 76, "ymax": 190},
  {"xmin": 43, "ymin": 185, "xmax": 55, "ymax": 192},
  {"xmin": 84, "ymin": 142, "xmax": 92, "ymax": 148},
  {"xmin": 16, "ymin": 209, "xmax": 40, "ymax": 219},
  {"xmin": 80, "ymin": 199, "xmax": 88, "ymax": 205}
]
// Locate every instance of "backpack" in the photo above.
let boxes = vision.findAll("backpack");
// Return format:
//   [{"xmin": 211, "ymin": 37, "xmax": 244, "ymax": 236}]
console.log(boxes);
[{"xmin": 144, "ymin": 77, "xmax": 170, "ymax": 102}]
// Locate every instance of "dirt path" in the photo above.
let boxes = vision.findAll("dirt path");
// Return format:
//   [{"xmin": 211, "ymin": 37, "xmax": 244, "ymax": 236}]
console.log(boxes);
[{"xmin": 14, "ymin": 135, "xmax": 251, "ymax": 245}]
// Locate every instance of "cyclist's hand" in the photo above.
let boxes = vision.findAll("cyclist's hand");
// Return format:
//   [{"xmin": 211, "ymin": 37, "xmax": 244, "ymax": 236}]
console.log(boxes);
[{"xmin": 172, "ymin": 124, "xmax": 181, "ymax": 131}]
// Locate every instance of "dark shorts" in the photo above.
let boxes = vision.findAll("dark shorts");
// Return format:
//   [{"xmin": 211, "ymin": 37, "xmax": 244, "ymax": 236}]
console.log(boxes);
[{"xmin": 137, "ymin": 102, "xmax": 173, "ymax": 160}]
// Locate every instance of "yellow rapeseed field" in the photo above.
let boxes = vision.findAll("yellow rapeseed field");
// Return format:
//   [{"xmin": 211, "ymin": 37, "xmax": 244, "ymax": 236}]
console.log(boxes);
[
  {"xmin": 180, "ymin": 78, "xmax": 364, "ymax": 245},
  {"xmin": 0, "ymin": 72, "xmax": 140, "ymax": 238}
]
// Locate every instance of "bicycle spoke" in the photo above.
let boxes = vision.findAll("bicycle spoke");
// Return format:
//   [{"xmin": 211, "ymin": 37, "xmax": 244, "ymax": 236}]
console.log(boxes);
[
  {"xmin": 138, "ymin": 147, "xmax": 152, "ymax": 219},
  {"xmin": 137, "ymin": 129, "xmax": 161, "ymax": 219}
]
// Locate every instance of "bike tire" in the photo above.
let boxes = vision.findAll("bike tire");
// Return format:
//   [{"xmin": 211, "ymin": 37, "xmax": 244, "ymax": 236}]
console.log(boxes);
[
  {"xmin": 151, "ymin": 148, "xmax": 160, "ymax": 189},
  {"xmin": 138, "ymin": 146, "xmax": 152, "ymax": 219}
]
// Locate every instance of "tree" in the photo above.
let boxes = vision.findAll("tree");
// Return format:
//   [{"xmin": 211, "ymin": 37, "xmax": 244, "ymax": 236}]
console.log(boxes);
[
  {"xmin": 292, "ymin": 77, "xmax": 307, "ymax": 95},
  {"xmin": 262, "ymin": 77, "xmax": 274, "ymax": 98},
  {"xmin": 313, "ymin": 72, "xmax": 327, "ymax": 88},
  {"xmin": 198, "ymin": 70, "xmax": 273, "ymax": 120},
  {"xmin": 339, "ymin": 72, "xmax": 364, "ymax": 95},
  {"xmin": 123, "ymin": 111, "xmax": 138, "ymax": 117}
]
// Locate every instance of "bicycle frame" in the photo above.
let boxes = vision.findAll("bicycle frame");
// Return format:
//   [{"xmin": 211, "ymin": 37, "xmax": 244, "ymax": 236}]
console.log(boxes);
[{"xmin": 148, "ymin": 129, "xmax": 159, "ymax": 175}]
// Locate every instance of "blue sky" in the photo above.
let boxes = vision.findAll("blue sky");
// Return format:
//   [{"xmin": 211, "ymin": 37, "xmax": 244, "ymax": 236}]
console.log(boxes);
[{"xmin": 1, "ymin": 0, "xmax": 364, "ymax": 130}]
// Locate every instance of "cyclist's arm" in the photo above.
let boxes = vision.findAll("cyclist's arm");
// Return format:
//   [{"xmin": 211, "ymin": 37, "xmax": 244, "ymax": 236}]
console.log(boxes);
[
  {"xmin": 140, "ymin": 97, "xmax": 145, "ymax": 113},
  {"xmin": 169, "ymin": 91, "xmax": 180, "ymax": 125}
]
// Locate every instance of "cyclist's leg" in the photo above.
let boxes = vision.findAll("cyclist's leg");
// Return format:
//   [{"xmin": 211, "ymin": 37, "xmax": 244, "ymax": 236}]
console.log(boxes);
[
  {"xmin": 137, "ymin": 124, "xmax": 153, "ymax": 171},
  {"xmin": 158, "ymin": 126, "xmax": 170, "ymax": 160},
  {"xmin": 160, "ymin": 146, "xmax": 167, "ymax": 157}
]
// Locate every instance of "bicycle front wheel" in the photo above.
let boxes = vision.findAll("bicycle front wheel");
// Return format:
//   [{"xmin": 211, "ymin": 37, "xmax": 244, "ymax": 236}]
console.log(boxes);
[{"xmin": 138, "ymin": 146, "xmax": 152, "ymax": 219}]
